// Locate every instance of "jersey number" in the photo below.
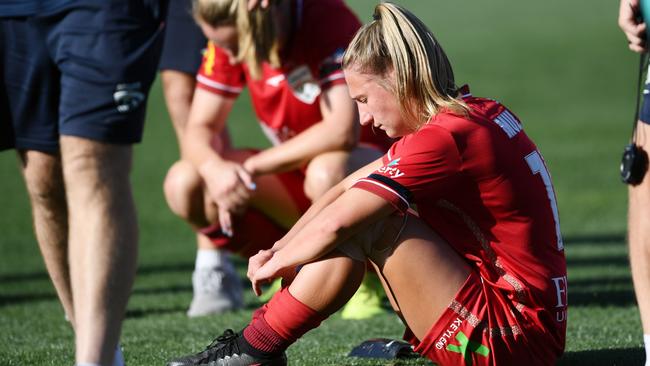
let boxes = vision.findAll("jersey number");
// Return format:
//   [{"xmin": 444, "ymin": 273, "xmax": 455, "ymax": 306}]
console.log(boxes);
[{"xmin": 525, "ymin": 151, "xmax": 564, "ymax": 250}]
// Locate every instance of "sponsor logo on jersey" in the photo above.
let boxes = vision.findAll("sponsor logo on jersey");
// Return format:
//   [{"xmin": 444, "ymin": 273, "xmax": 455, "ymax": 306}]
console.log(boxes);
[
  {"xmin": 286, "ymin": 65, "xmax": 321, "ymax": 104},
  {"xmin": 266, "ymin": 74, "xmax": 285, "ymax": 87},
  {"xmin": 113, "ymin": 82, "xmax": 144, "ymax": 113},
  {"xmin": 203, "ymin": 42, "xmax": 216, "ymax": 77},
  {"xmin": 551, "ymin": 275, "xmax": 568, "ymax": 322},
  {"xmin": 378, "ymin": 158, "xmax": 404, "ymax": 178},
  {"xmin": 445, "ymin": 331, "xmax": 490, "ymax": 365}
]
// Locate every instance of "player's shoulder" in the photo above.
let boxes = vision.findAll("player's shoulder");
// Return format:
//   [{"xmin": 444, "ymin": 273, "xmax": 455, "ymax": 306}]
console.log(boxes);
[{"xmin": 297, "ymin": 0, "xmax": 361, "ymax": 43}]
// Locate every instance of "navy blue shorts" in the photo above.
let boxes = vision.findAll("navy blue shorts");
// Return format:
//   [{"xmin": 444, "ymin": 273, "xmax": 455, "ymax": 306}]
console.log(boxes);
[
  {"xmin": 0, "ymin": 0, "xmax": 166, "ymax": 153},
  {"xmin": 158, "ymin": 0, "xmax": 206, "ymax": 74}
]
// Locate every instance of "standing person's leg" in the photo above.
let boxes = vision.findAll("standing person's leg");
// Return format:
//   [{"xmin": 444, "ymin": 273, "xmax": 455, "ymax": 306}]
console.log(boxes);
[
  {"xmin": 2, "ymin": 16, "xmax": 76, "ymax": 326},
  {"xmin": 44, "ymin": 1, "xmax": 166, "ymax": 363},
  {"xmin": 629, "ymin": 121, "xmax": 650, "ymax": 366},
  {"xmin": 61, "ymin": 137, "xmax": 137, "ymax": 364},
  {"xmin": 19, "ymin": 150, "xmax": 74, "ymax": 325}
]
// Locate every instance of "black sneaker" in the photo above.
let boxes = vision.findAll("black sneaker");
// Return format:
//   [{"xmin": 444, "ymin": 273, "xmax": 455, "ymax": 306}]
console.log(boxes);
[{"xmin": 167, "ymin": 329, "xmax": 287, "ymax": 366}]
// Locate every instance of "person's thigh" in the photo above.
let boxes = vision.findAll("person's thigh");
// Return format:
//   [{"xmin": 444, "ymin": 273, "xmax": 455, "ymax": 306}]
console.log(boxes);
[
  {"xmin": 362, "ymin": 214, "xmax": 471, "ymax": 340},
  {"xmin": 40, "ymin": 0, "xmax": 166, "ymax": 145},
  {"xmin": 1, "ymin": 17, "xmax": 60, "ymax": 153},
  {"xmin": 362, "ymin": 214, "xmax": 564, "ymax": 365}
]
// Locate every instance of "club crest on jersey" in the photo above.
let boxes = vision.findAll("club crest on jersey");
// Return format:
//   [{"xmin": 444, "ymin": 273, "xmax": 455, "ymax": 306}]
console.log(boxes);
[
  {"xmin": 287, "ymin": 65, "xmax": 321, "ymax": 104},
  {"xmin": 378, "ymin": 158, "xmax": 404, "ymax": 178}
]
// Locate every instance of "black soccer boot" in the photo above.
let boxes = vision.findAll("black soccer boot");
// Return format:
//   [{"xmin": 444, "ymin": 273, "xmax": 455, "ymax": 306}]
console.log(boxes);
[{"xmin": 167, "ymin": 329, "xmax": 287, "ymax": 366}]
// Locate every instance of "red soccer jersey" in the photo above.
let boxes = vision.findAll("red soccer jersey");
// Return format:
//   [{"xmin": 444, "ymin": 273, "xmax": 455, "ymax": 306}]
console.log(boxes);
[
  {"xmin": 196, "ymin": 0, "xmax": 391, "ymax": 149},
  {"xmin": 353, "ymin": 87, "xmax": 567, "ymax": 343}
]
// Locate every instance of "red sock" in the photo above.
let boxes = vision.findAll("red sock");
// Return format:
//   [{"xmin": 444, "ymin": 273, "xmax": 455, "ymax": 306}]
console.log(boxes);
[
  {"xmin": 199, "ymin": 208, "xmax": 287, "ymax": 258},
  {"xmin": 242, "ymin": 288, "xmax": 327, "ymax": 353}
]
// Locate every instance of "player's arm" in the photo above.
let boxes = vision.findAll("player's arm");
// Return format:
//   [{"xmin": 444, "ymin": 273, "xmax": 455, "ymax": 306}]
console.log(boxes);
[
  {"xmin": 250, "ymin": 182, "xmax": 395, "ymax": 294},
  {"xmin": 247, "ymin": 157, "xmax": 387, "ymax": 293},
  {"xmin": 243, "ymin": 83, "xmax": 358, "ymax": 175},
  {"xmin": 182, "ymin": 87, "xmax": 254, "ymax": 233}
]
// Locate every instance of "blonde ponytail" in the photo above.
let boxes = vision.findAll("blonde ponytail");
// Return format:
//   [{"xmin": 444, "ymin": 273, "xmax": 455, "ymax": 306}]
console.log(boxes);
[{"xmin": 342, "ymin": 2, "xmax": 467, "ymax": 128}]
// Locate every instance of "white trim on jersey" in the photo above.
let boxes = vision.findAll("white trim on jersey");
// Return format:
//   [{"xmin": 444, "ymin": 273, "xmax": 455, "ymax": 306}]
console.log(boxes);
[
  {"xmin": 319, "ymin": 71, "xmax": 345, "ymax": 85},
  {"xmin": 493, "ymin": 110, "xmax": 522, "ymax": 139},
  {"xmin": 356, "ymin": 178, "xmax": 410, "ymax": 209},
  {"xmin": 196, "ymin": 74, "xmax": 243, "ymax": 94}
]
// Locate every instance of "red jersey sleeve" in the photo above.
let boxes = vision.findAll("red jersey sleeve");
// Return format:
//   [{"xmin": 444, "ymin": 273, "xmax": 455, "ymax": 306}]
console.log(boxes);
[
  {"xmin": 196, "ymin": 41, "xmax": 245, "ymax": 98},
  {"xmin": 352, "ymin": 125, "xmax": 462, "ymax": 213}
]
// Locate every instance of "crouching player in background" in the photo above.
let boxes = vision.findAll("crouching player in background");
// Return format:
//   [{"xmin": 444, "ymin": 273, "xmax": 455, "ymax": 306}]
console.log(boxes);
[
  {"xmin": 162, "ymin": 0, "xmax": 392, "ymax": 318},
  {"xmin": 167, "ymin": 2, "xmax": 568, "ymax": 365}
]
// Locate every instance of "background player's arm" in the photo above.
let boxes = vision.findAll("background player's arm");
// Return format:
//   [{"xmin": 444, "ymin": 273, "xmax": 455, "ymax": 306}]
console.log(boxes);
[
  {"xmin": 243, "ymin": 84, "xmax": 358, "ymax": 175},
  {"xmin": 182, "ymin": 88, "xmax": 254, "ymax": 223}
]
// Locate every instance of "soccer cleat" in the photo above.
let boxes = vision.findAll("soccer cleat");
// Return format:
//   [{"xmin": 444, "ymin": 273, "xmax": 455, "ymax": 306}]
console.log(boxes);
[
  {"xmin": 341, "ymin": 273, "xmax": 386, "ymax": 320},
  {"xmin": 187, "ymin": 261, "xmax": 244, "ymax": 317},
  {"xmin": 166, "ymin": 329, "xmax": 287, "ymax": 366}
]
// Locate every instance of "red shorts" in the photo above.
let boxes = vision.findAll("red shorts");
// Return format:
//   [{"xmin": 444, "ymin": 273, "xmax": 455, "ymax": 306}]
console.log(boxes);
[{"xmin": 404, "ymin": 271, "xmax": 566, "ymax": 366}]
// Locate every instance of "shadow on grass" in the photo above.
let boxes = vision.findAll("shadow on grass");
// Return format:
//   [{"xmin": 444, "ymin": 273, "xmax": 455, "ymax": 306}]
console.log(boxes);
[
  {"xmin": 563, "ymin": 233, "xmax": 625, "ymax": 245},
  {"xmin": 557, "ymin": 347, "xmax": 643, "ymax": 365}
]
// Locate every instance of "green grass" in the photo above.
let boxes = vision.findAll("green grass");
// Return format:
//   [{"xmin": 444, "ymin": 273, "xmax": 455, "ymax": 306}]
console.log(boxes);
[{"xmin": 0, "ymin": 0, "xmax": 643, "ymax": 364}]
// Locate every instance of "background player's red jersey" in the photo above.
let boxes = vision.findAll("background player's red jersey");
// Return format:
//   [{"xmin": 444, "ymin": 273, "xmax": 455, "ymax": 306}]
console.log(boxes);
[{"xmin": 196, "ymin": 0, "xmax": 391, "ymax": 149}]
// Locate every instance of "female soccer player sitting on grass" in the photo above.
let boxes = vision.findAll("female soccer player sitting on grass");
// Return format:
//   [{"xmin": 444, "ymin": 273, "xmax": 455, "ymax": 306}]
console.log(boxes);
[
  {"xmin": 167, "ymin": 2, "xmax": 568, "ymax": 365},
  {"xmin": 163, "ymin": 0, "xmax": 392, "ymax": 317}
]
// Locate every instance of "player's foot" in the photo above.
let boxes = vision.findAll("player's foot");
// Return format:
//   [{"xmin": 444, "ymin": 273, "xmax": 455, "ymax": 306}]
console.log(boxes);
[
  {"xmin": 341, "ymin": 273, "xmax": 385, "ymax": 320},
  {"xmin": 187, "ymin": 261, "xmax": 244, "ymax": 317},
  {"xmin": 167, "ymin": 329, "xmax": 287, "ymax": 366}
]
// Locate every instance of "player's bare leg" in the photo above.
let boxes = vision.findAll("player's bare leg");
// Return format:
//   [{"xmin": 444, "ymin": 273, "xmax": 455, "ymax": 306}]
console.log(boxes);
[
  {"xmin": 629, "ymin": 121, "xmax": 650, "ymax": 365},
  {"xmin": 304, "ymin": 146, "xmax": 386, "ymax": 319},
  {"xmin": 19, "ymin": 149, "xmax": 75, "ymax": 326},
  {"xmin": 61, "ymin": 136, "xmax": 136, "ymax": 366},
  {"xmin": 364, "ymin": 215, "xmax": 470, "ymax": 339}
]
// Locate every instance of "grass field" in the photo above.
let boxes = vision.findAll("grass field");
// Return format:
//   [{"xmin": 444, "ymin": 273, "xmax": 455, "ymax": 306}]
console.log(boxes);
[{"xmin": 0, "ymin": 0, "xmax": 643, "ymax": 365}]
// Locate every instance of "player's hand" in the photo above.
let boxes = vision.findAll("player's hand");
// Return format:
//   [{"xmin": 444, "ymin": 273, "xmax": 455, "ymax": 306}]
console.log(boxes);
[
  {"xmin": 248, "ymin": 249, "xmax": 296, "ymax": 296},
  {"xmin": 199, "ymin": 158, "xmax": 256, "ymax": 235},
  {"xmin": 619, "ymin": 0, "xmax": 648, "ymax": 53}
]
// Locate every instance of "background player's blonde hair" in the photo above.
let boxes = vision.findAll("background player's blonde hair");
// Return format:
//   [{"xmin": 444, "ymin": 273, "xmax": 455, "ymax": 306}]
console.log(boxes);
[
  {"xmin": 342, "ymin": 2, "xmax": 467, "ymax": 129},
  {"xmin": 193, "ymin": 0, "xmax": 281, "ymax": 79}
]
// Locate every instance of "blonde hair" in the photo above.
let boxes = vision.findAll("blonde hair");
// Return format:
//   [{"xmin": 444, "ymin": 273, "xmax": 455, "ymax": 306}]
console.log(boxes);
[
  {"xmin": 193, "ymin": 0, "xmax": 282, "ymax": 79},
  {"xmin": 342, "ymin": 2, "xmax": 467, "ymax": 129}
]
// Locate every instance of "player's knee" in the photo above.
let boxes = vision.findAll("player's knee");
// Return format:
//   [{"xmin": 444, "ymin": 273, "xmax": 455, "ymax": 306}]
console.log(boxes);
[
  {"xmin": 304, "ymin": 159, "xmax": 346, "ymax": 201},
  {"xmin": 163, "ymin": 161, "xmax": 202, "ymax": 217}
]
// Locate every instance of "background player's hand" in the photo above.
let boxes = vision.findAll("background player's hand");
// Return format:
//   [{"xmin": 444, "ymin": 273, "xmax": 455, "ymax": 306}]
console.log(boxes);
[
  {"xmin": 199, "ymin": 158, "xmax": 256, "ymax": 234},
  {"xmin": 247, "ymin": 0, "xmax": 269, "ymax": 11},
  {"xmin": 619, "ymin": 0, "xmax": 648, "ymax": 53}
]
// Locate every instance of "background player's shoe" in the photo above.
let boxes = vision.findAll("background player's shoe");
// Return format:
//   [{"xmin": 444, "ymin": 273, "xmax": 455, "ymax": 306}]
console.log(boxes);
[
  {"xmin": 341, "ymin": 273, "xmax": 385, "ymax": 320},
  {"xmin": 258, "ymin": 278, "xmax": 282, "ymax": 303},
  {"xmin": 167, "ymin": 329, "xmax": 287, "ymax": 366},
  {"xmin": 187, "ymin": 260, "xmax": 244, "ymax": 317},
  {"xmin": 113, "ymin": 344, "xmax": 125, "ymax": 366}
]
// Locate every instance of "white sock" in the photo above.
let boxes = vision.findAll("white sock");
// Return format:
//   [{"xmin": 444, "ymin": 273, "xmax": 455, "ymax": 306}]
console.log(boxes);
[
  {"xmin": 76, "ymin": 364, "xmax": 101, "ymax": 366},
  {"xmin": 643, "ymin": 334, "xmax": 650, "ymax": 366},
  {"xmin": 195, "ymin": 249, "xmax": 226, "ymax": 269}
]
